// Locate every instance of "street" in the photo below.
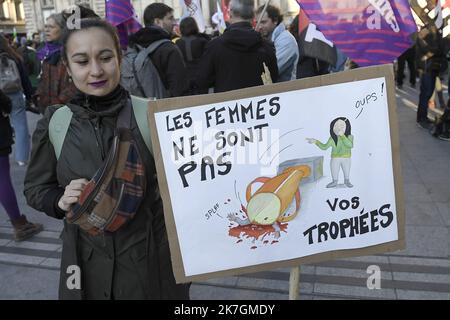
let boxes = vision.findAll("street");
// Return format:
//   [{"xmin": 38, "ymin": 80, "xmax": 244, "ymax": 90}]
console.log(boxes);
[{"xmin": 0, "ymin": 83, "xmax": 449, "ymax": 300}]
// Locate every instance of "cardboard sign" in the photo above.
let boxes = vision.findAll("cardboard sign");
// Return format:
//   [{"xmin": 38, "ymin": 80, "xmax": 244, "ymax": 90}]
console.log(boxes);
[{"xmin": 147, "ymin": 65, "xmax": 405, "ymax": 283}]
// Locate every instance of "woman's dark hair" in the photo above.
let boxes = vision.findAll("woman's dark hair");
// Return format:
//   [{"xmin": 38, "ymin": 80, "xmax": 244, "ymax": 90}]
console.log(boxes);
[
  {"xmin": 60, "ymin": 18, "xmax": 121, "ymax": 64},
  {"xmin": 0, "ymin": 34, "xmax": 23, "ymax": 63},
  {"xmin": 180, "ymin": 17, "xmax": 199, "ymax": 37},
  {"xmin": 329, "ymin": 117, "xmax": 351, "ymax": 146}
]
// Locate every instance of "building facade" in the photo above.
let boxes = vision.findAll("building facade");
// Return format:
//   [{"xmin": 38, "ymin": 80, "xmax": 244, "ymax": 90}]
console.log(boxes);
[
  {"xmin": 0, "ymin": 0, "xmax": 26, "ymax": 35},
  {"xmin": 22, "ymin": 0, "xmax": 300, "ymax": 37}
]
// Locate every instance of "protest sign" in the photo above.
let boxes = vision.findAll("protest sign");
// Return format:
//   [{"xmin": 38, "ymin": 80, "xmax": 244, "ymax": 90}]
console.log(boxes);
[{"xmin": 147, "ymin": 64, "xmax": 405, "ymax": 283}]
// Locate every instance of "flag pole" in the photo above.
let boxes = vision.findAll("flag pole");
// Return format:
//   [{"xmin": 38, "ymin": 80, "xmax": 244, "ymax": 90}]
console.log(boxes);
[{"xmin": 255, "ymin": 0, "xmax": 271, "ymax": 30}]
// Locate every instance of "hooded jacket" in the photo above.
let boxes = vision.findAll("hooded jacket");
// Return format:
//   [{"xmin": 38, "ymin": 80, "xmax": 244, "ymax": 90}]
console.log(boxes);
[
  {"xmin": 195, "ymin": 21, "xmax": 278, "ymax": 93},
  {"xmin": 128, "ymin": 26, "xmax": 190, "ymax": 97},
  {"xmin": 24, "ymin": 86, "xmax": 190, "ymax": 299}
]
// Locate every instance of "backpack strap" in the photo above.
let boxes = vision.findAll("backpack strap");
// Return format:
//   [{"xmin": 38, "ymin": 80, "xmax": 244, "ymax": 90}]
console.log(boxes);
[
  {"xmin": 184, "ymin": 36, "xmax": 195, "ymax": 62},
  {"xmin": 49, "ymin": 105, "xmax": 73, "ymax": 160},
  {"xmin": 134, "ymin": 39, "xmax": 171, "ymax": 68},
  {"xmin": 130, "ymin": 95, "xmax": 153, "ymax": 155},
  {"xmin": 131, "ymin": 39, "xmax": 171, "ymax": 98}
]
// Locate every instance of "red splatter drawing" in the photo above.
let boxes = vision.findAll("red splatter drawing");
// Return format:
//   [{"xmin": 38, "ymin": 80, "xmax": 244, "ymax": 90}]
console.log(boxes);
[{"xmin": 227, "ymin": 165, "xmax": 311, "ymax": 248}]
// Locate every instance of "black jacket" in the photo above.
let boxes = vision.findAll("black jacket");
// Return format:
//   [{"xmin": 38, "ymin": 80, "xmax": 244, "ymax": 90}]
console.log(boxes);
[
  {"xmin": 416, "ymin": 27, "xmax": 445, "ymax": 75},
  {"xmin": 0, "ymin": 89, "xmax": 13, "ymax": 156},
  {"xmin": 195, "ymin": 21, "xmax": 278, "ymax": 93},
  {"xmin": 128, "ymin": 26, "xmax": 190, "ymax": 97},
  {"xmin": 24, "ymin": 87, "xmax": 190, "ymax": 299},
  {"xmin": 176, "ymin": 34, "xmax": 210, "ymax": 93}
]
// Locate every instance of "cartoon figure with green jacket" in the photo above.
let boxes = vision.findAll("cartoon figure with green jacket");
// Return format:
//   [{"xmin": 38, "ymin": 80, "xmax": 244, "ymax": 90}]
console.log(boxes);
[{"xmin": 307, "ymin": 117, "xmax": 354, "ymax": 188}]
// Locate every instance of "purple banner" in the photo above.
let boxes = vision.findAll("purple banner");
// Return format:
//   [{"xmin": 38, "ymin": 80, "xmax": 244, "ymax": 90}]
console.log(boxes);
[
  {"xmin": 106, "ymin": 0, "xmax": 142, "ymax": 48},
  {"xmin": 297, "ymin": 0, "xmax": 417, "ymax": 66}
]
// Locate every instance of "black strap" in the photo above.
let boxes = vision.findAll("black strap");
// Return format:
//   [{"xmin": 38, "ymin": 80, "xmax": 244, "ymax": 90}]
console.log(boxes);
[
  {"xmin": 184, "ymin": 36, "xmax": 195, "ymax": 62},
  {"xmin": 116, "ymin": 100, "xmax": 133, "ymax": 129}
]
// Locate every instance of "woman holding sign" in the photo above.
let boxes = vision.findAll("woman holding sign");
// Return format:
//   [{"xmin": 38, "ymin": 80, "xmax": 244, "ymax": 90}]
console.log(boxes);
[
  {"xmin": 24, "ymin": 19, "xmax": 189, "ymax": 300},
  {"xmin": 307, "ymin": 117, "xmax": 354, "ymax": 188}
]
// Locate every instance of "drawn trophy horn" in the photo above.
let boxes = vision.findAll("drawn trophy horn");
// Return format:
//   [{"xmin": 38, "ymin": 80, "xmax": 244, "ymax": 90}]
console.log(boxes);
[{"xmin": 245, "ymin": 165, "xmax": 311, "ymax": 225}]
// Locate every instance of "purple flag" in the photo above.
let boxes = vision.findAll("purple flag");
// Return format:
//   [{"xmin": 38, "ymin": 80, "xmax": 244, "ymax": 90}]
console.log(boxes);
[
  {"xmin": 106, "ymin": 0, "xmax": 142, "ymax": 49},
  {"xmin": 297, "ymin": 0, "xmax": 417, "ymax": 66}
]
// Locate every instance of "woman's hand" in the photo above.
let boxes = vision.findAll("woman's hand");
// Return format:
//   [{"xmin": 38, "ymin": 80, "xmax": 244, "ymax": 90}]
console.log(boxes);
[
  {"xmin": 306, "ymin": 138, "xmax": 316, "ymax": 144},
  {"xmin": 57, "ymin": 178, "xmax": 89, "ymax": 212}
]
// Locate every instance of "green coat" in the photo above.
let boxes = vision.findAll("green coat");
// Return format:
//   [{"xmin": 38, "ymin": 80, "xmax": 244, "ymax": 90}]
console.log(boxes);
[
  {"xmin": 24, "ymin": 97, "xmax": 189, "ymax": 300},
  {"xmin": 315, "ymin": 135, "xmax": 354, "ymax": 158}
]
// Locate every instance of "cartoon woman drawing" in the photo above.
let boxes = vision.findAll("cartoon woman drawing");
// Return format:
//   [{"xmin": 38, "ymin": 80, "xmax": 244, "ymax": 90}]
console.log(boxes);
[{"xmin": 307, "ymin": 117, "xmax": 354, "ymax": 188}]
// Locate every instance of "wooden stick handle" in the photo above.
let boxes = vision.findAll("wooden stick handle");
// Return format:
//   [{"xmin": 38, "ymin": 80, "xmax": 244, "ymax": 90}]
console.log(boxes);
[{"xmin": 289, "ymin": 266, "xmax": 300, "ymax": 300}]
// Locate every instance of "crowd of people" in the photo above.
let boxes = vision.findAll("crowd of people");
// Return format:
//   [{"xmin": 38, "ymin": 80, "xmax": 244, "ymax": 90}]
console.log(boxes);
[
  {"xmin": 397, "ymin": 23, "xmax": 450, "ymax": 140},
  {"xmin": 0, "ymin": 0, "xmax": 449, "ymax": 300}
]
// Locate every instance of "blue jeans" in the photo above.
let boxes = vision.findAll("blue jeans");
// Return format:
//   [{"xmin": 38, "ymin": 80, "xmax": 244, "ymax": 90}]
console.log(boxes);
[
  {"xmin": 417, "ymin": 73, "xmax": 438, "ymax": 122},
  {"xmin": 7, "ymin": 92, "xmax": 30, "ymax": 162}
]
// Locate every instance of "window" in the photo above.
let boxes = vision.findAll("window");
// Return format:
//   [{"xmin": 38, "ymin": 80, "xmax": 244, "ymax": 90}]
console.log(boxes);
[
  {"xmin": 0, "ymin": 0, "xmax": 10, "ymax": 21},
  {"xmin": 14, "ymin": 0, "xmax": 23, "ymax": 21},
  {"xmin": 41, "ymin": 0, "xmax": 54, "ymax": 9}
]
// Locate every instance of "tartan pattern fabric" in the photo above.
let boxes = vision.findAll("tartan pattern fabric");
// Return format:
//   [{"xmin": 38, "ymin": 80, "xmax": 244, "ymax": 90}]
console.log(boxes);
[
  {"xmin": 66, "ymin": 128, "xmax": 146, "ymax": 236},
  {"xmin": 35, "ymin": 59, "xmax": 78, "ymax": 113}
]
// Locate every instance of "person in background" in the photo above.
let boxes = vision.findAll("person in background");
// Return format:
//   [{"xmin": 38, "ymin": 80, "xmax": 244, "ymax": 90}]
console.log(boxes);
[
  {"xmin": 195, "ymin": 0, "xmax": 278, "ymax": 92},
  {"xmin": 176, "ymin": 17, "xmax": 210, "ymax": 94},
  {"xmin": 396, "ymin": 44, "xmax": 416, "ymax": 89},
  {"xmin": 0, "ymin": 34, "xmax": 33, "ymax": 166},
  {"xmin": 128, "ymin": 3, "xmax": 189, "ymax": 97},
  {"xmin": 34, "ymin": 13, "xmax": 77, "ymax": 114},
  {"xmin": 18, "ymin": 38, "xmax": 41, "ymax": 95},
  {"xmin": 0, "ymin": 89, "xmax": 43, "ymax": 241},
  {"xmin": 288, "ymin": 14, "xmax": 330, "ymax": 79},
  {"xmin": 256, "ymin": 4, "xmax": 298, "ymax": 82},
  {"xmin": 416, "ymin": 24, "xmax": 444, "ymax": 129},
  {"xmin": 31, "ymin": 32, "xmax": 42, "ymax": 50}
]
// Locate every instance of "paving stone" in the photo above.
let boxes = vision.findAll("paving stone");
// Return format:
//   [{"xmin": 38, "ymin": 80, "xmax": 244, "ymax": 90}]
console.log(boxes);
[
  {"xmin": 396, "ymin": 290, "xmax": 450, "ymax": 300},
  {"xmin": 190, "ymin": 284, "xmax": 288, "ymax": 300},
  {"xmin": 199, "ymin": 276, "xmax": 239, "ymax": 287},
  {"xmin": 393, "ymin": 272, "xmax": 450, "ymax": 284},
  {"xmin": 0, "ymin": 264, "xmax": 59, "ymax": 299},
  {"xmin": 403, "ymin": 183, "xmax": 434, "ymax": 202},
  {"xmin": 315, "ymin": 266, "xmax": 393, "ymax": 280},
  {"xmin": 314, "ymin": 283, "xmax": 396, "ymax": 299},
  {"xmin": 388, "ymin": 256, "xmax": 450, "ymax": 268},
  {"xmin": 395, "ymin": 226, "xmax": 450, "ymax": 258},
  {"xmin": 404, "ymin": 202, "xmax": 445, "ymax": 226},
  {"xmin": 435, "ymin": 202, "xmax": 450, "ymax": 227},
  {"xmin": 235, "ymin": 277, "xmax": 314, "ymax": 294}
]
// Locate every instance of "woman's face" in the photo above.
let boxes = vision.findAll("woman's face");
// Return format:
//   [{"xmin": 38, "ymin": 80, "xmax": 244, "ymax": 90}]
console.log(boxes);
[
  {"xmin": 333, "ymin": 119, "xmax": 346, "ymax": 136},
  {"xmin": 65, "ymin": 27, "xmax": 121, "ymax": 97},
  {"xmin": 45, "ymin": 18, "xmax": 62, "ymax": 42}
]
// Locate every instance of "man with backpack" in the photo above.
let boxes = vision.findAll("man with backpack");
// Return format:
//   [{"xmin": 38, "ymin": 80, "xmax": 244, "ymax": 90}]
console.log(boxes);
[
  {"xmin": 194, "ymin": 0, "xmax": 278, "ymax": 93},
  {"xmin": 124, "ymin": 3, "xmax": 189, "ymax": 98},
  {"xmin": 18, "ymin": 39, "xmax": 41, "ymax": 93}
]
